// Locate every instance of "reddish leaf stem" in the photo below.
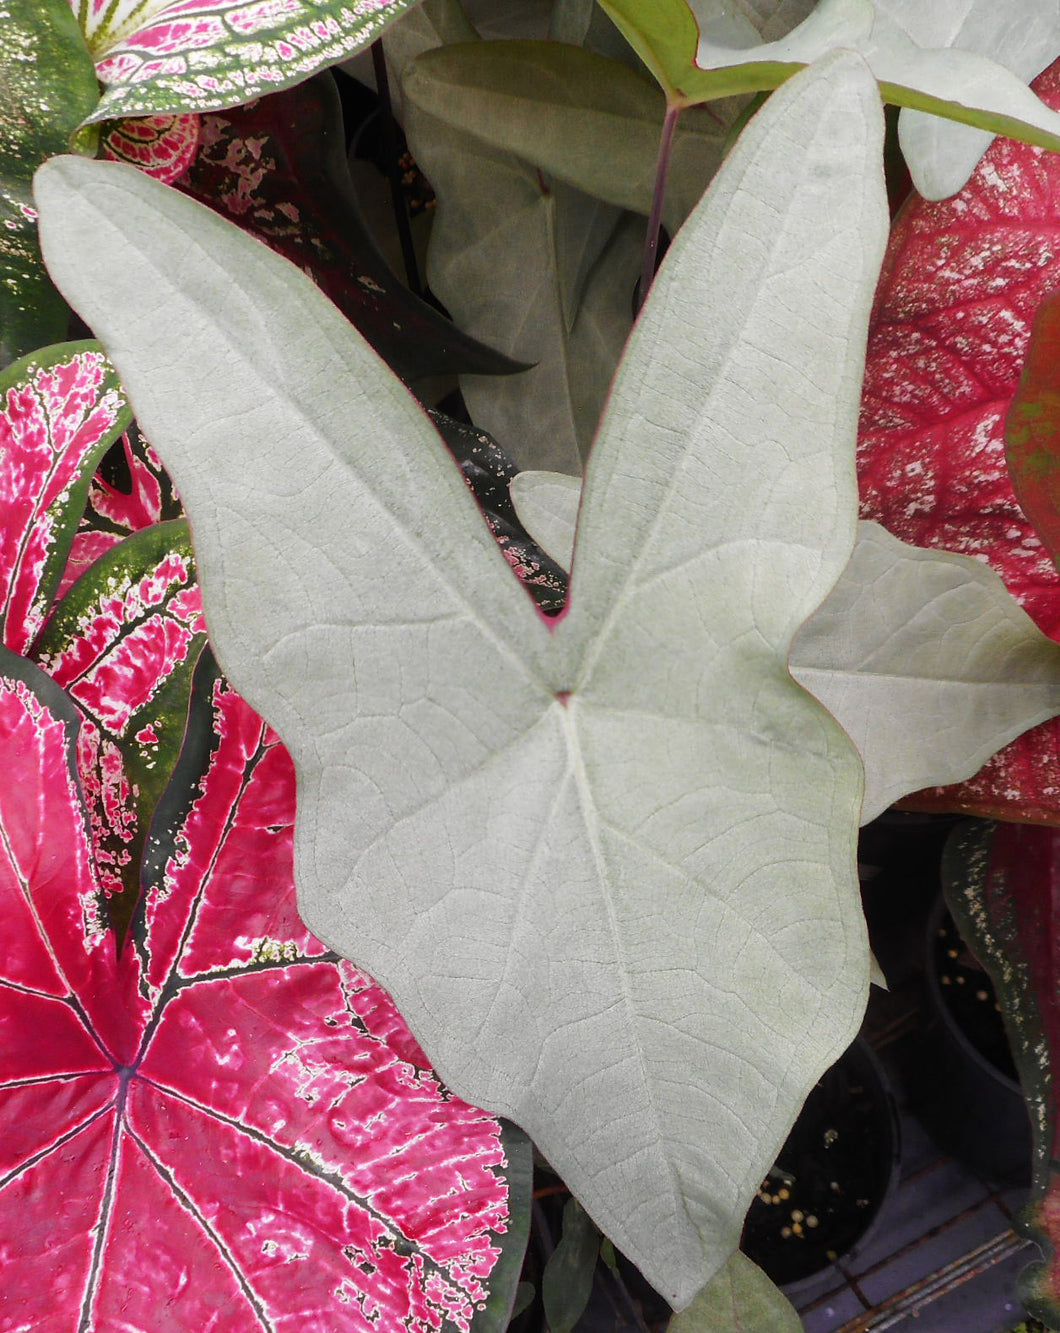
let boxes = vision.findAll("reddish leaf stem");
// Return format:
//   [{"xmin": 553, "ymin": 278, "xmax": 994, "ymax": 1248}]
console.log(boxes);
[{"xmin": 637, "ymin": 102, "xmax": 681, "ymax": 314}]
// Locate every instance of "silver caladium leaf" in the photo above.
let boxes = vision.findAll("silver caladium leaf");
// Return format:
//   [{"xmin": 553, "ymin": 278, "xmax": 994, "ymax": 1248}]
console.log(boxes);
[
  {"xmin": 789, "ymin": 522, "xmax": 1060, "ymax": 821},
  {"xmin": 512, "ymin": 473, "xmax": 1060, "ymax": 826},
  {"xmin": 35, "ymin": 52, "xmax": 886, "ymax": 1307}
]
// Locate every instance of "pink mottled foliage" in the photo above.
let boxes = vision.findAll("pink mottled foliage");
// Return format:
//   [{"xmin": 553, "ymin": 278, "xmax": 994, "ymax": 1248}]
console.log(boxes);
[
  {"xmin": 101, "ymin": 112, "xmax": 202, "ymax": 183},
  {"xmin": 0, "ymin": 345, "xmax": 128, "ymax": 655},
  {"xmin": 0, "ymin": 660, "xmax": 516, "ymax": 1329},
  {"xmin": 858, "ymin": 59, "xmax": 1060, "ymax": 823}
]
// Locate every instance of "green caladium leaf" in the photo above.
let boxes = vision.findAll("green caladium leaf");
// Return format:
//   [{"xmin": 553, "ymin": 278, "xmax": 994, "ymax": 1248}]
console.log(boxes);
[
  {"xmin": 541, "ymin": 1198, "xmax": 599, "ymax": 1333},
  {"xmin": 35, "ymin": 51, "xmax": 886, "ymax": 1305},
  {"xmin": 74, "ymin": 0, "xmax": 424, "ymax": 123},
  {"xmin": 0, "ymin": 0, "xmax": 97, "ymax": 365},
  {"xmin": 599, "ymin": 0, "xmax": 1060, "ymax": 159},
  {"xmin": 401, "ymin": 41, "xmax": 745, "ymax": 232},
  {"xmin": 667, "ymin": 1252, "xmax": 801, "ymax": 1331},
  {"xmin": 392, "ymin": 8, "xmax": 636, "ymax": 471},
  {"xmin": 878, "ymin": 0, "xmax": 1060, "ymax": 198},
  {"xmin": 511, "ymin": 475, "xmax": 1060, "ymax": 825}
]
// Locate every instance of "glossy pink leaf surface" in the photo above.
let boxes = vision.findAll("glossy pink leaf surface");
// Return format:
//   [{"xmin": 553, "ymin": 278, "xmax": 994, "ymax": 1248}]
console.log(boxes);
[
  {"xmin": 859, "ymin": 59, "xmax": 1060, "ymax": 823},
  {"xmin": 0, "ymin": 651, "xmax": 523, "ymax": 1329},
  {"xmin": 37, "ymin": 522, "xmax": 207, "ymax": 924},
  {"xmin": 0, "ymin": 343, "xmax": 130, "ymax": 656},
  {"xmin": 101, "ymin": 113, "xmax": 202, "ymax": 183}
]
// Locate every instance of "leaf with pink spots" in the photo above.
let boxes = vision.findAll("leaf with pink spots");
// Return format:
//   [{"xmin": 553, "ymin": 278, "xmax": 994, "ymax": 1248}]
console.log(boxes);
[
  {"xmin": 858, "ymin": 57, "xmax": 1060, "ymax": 824},
  {"xmin": 34, "ymin": 520, "xmax": 207, "ymax": 933},
  {"xmin": 72, "ymin": 0, "xmax": 424, "ymax": 124},
  {"xmin": 0, "ymin": 640, "xmax": 530, "ymax": 1330},
  {"xmin": 101, "ymin": 112, "xmax": 202, "ymax": 183},
  {"xmin": 0, "ymin": 342, "xmax": 132, "ymax": 656}
]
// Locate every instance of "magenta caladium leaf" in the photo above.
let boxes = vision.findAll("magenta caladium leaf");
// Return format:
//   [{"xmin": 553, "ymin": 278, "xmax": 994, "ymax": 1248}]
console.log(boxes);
[
  {"xmin": 60, "ymin": 420, "xmax": 184, "ymax": 599},
  {"xmin": 0, "ymin": 0, "xmax": 98, "ymax": 365},
  {"xmin": 0, "ymin": 640, "xmax": 530, "ymax": 1329},
  {"xmin": 943, "ymin": 820, "xmax": 1060, "ymax": 1325},
  {"xmin": 174, "ymin": 74, "xmax": 528, "ymax": 385},
  {"xmin": 73, "ymin": 0, "xmax": 425, "ymax": 125},
  {"xmin": 0, "ymin": 342, "xmax": 132, "ymax": 656},
  {"xmin": 101, "ymin": 112, "xmax": 202, "ymax": 183},
  {"xmin": 858, "ymin": 57, "xmax": 1060, "ymax": 824},
  {"xmin": 35, "ymin": 519, "xmax": 207, "ymax": 931}
]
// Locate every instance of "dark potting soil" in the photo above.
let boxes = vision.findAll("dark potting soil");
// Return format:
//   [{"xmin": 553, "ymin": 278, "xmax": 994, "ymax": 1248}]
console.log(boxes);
[
  {"xmin": 931, "ymin": 909, "xmax": 1018, "ymax": 1083},
  {"xmin": 740, "ymin": 1042, "xmax": 897, "ymax": 1286}
]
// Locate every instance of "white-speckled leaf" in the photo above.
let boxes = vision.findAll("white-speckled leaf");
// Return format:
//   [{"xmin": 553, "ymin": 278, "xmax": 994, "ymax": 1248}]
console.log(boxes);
[{"xmin": 34, "ymin": 52, "xmax": 885, "ymax": 1307}]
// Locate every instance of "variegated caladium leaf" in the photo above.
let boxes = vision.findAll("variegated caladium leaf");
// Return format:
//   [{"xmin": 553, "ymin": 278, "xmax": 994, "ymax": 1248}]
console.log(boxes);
[
  {"xmin": 0, "ymin": 642, "xmax": 530, "ymax": 1330},
  {"xmin": 59, "ymin": 421, "xmax": 184, "ymax": 600},
  {"xmin": 34, "ymin": 520, "xmax": 207, "ymax": 931},
  {"xmin": 72, "ymin": 0, "xmax": 423, "ymax": 124},
  {"xmin": 859, "ymin": 57, "xmax": 1060, "ymax": 824},
  {"xmin": 943, "ymin": 820, "xmax": 1060, "ymax": 1327},
  {"xmin": 101, "ymin": 112, "xmax": 201, "ymax": 182},
  {"xmin": 0, "ymin": 342, "xmax": 131, "ymax": 655},
  {"xmin": 0, "ymin": 0, "xmax": 98, "ymax": 366},
  {"xmin": 509, "ymin": 472, "xmax": 1060, "ymax": 825},
  {"xmin": 35, "ymin": 51, "xmax": 887, "ymax": 1304},
  {"xmin": 174, "ymin": 73, "xmax": 527, "ymax": 385}
]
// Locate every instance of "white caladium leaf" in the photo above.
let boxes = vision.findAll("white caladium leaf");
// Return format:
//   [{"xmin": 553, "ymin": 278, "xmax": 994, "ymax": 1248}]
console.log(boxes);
[
  {"xmin": 876, "ymin": 0, "xmax": 1060, "ymax": 198},
  {"xmin": 790, "ymin": 521, "xmax": 1060, "ymax": 822},
  {"xmin": 512, "ymin": 478, "xmax": 1060, "ymax": 825},
  {"xmin": 35, "ymin": 52, "xmax": 886, "ymax": 1307},
  {"xmin": 628, "ymin": 0, "xmax": 1060, "ymax": 155}
]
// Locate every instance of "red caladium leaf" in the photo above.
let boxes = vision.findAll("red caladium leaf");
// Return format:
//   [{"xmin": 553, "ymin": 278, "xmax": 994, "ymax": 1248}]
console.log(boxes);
[
  {"xmin": 34, "ymin": 520, "xmax": 207, "ymax": 930},
  {"xmin": 944, "ymin": 820, "xmax": 1060, "ymax": 1325},
  {"xmin": 174, "ymin": 74, "xmax": 528, "ymax": 385},
  {"xmin": 1007, "ymin": 288, "xmax": 1060, "ymax": 572},
  {"xmin": 858, "ymin": 59, "xmax": 1060, "ymax": 824},
  {"xmin": 0, "ymin": 342, "xmax": 131, "ymax": 655},
  {"xmin": 101, "ymin": 112, "xmax": 202, "ymax": 182},
  {"xmin": 0, "ymin": 642, "xmax": 529, "ymax": 1329}
]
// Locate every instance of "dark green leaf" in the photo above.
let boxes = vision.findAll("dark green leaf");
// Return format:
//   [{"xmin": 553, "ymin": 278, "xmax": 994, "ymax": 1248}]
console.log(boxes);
[{"xmin": 542, "ymin": 1199, "xmax": 600, "ymax": 1333}]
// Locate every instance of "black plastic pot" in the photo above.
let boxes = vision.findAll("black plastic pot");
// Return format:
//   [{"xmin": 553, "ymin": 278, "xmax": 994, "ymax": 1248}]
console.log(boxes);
[
  {"xmin": 908, "ymin": 895, "xmax": 1031, "ymax": 1187},
  {"xmin": 740, "ymin": 1037, "xmax": 900, "ymax": 1286}
]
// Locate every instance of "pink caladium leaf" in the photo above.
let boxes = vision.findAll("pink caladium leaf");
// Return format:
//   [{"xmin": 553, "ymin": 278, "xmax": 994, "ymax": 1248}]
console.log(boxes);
[
  {"xmin": 73, "ymin": 0, "xmax": 424, "ymax": 125},
  {"xmin": 34, "ymin": 519, "xmax": 207, "ymax": 933},
  {"xmin": 944, "ymin": 820, "xmax": 1060, "ymax": 1324},
  {"xmin": 101, "ymin": 112, "xmax": 202, "ymax": 183},
  {"xmin": 858, "ymin": 58, "xmax": 1060, "ymax": 824},
  {"xmin": 60, "ymin": 423, "xmax": 184, "ymax": 598},
  {"xmin": 0, "ymin": 342, "xmax": 132, "ymax": 656},
  {"xmin": 0, "ymin": 641, "xmax": 530, "ymax": 1329},
  {"xmin": 174, "ymin": 74, "xmax": 528, "ymax": 385}
]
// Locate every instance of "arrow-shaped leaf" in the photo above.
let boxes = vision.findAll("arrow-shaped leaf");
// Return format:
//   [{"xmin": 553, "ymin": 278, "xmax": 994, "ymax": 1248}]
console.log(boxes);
[
  {"xmin": 511, "ymin": 473, "xmax": 1060, "ymax": 824},
  {"xmin": 34, "ymin": 51, "xmax": 887, "ymax": 1304},
  {"xmin": 599, "ymin": 0, "xmax": 1060, "ymax": 160}
]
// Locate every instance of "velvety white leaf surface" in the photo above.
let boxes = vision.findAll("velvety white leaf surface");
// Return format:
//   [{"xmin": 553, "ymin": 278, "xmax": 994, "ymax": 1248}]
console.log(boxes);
[
  {"xmin": 34, "ymin": 52, "xmax": 885, "ymax": 1307},
  {"xmin": 876, "ymin": 0, "xmax": 1060, "ymax": 197},
  {"xmin": 513, "ymin": 479, "xmax": 1060, "ymax": 826},
  {"xmin": 790, "ymin": 522, "xmax": 1060, "ymax": 822},
  {"xmin": 693, "ymin": 0, "xmax": 1060, "ymax": 156}
]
